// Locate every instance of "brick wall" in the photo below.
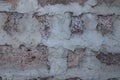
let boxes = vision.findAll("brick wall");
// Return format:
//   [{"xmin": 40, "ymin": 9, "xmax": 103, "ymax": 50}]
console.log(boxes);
[{"xmin": 0, "ymin": 0, "xmax": 120, "ymax": 80}]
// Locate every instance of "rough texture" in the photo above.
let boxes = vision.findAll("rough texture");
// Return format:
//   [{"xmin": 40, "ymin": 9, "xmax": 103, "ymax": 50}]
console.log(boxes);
[
  {"xmin": 0, "ymin": 44, "xmax": 48, "ymax": 70},
  {"xmin": 0, "ymin": 0, "xmax": 120, "ymax": 80},
  {"xmin": 96, "ymin": 15, "xmax": 114, "ymax": 35},
  {"xmin": 67, "ymin": 48, "xmax": 85, "ymax": 68},
  {"xmin": 96, "ymin": 52, "xmax": 120, "ymax": 65},
  {"xmin": 69, "ymin": 15, "xmax": 84, "ymax": 35},
  {"xmin": 3, "ymin": 12, "xmax": 24, "ymax": 35},
  {"xmin": 0, "ymin": 0, "xmax": 17, "ymax": 8},
  {"xmin": 33, "ymin": 13, "xmax": 51, "ymax": 39}
]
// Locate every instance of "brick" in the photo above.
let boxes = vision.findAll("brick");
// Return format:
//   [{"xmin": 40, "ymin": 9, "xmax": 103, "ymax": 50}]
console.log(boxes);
[
  {"xmin": 96, "ymin": 52, "xmax": 120, "ymax": 65},
  {"xmin": 0, "ymin": 44, "xmax": 48, "ymax": 69},
  {"xmin": 69, "ymin": 15, "xmax": 84, "ymax": 35},
  {"xmin": 96, "ymin": 0, "xmax": 115, "ymax": 6},
  {"xmin": 0, "ymin": 0, "xmax": 17, "ymax": 8},
  {"xmin": 33, "ymin": 13, "xmax": 51, "ymax": 39},
  {"xmin": 96, "ymin": 15, "xmax": 114, "ymax": 35},
  {"xmin": 3, "ymin": 12, "xmax": 24, "ymax": 35},
  {"xmin": 67, "ymin": 48, "xmax": 85, "ymax": 68}
]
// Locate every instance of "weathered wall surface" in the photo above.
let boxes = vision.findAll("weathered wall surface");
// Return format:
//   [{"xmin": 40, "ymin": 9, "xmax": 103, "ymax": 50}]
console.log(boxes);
[{"xmin": 0, "ymin": 0, "xmax": 120, "ymax": 80}]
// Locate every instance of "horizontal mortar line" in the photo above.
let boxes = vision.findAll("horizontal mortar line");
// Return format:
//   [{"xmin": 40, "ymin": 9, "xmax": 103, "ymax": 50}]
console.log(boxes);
[{"xmin": 0, "ymin": 11, "xmax": 120, "ymax": 17}]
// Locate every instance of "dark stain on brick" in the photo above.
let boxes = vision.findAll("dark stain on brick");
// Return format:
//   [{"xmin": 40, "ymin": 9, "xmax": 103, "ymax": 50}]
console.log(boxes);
[
  {"xmin": 31, "ymin": 56, "xmax": 36, "ymax": 60},
  {"xmin": 36, "ymin": 44, "xmax": 48, "ymax": 53},
  {"xmin": 28, "ymin": 78, "xmax": 37, "ymax": 80},
  {"xmin": 96, "ymin": 52, "xmax": 120, "ymax": 65},
  {"xmin": 27, "ymin": 48, "xmax": 32, "ymax": 52}
]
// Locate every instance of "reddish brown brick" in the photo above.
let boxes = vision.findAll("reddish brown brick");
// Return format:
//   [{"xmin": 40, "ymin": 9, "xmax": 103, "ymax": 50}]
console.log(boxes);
[
  {"xmin": 67, "ymin": 48, "xmax": 85, "ymax": 68},
  {"xmin": 3, "ymin": 12, "xmax": 24, "ymax": 35},
  {"xmin": 0, "ymin": 44, "xmax": 48, "ymax": 69},
  {"xmin": 33, "ymin": 13, "xmax": 51, "ymax": 39}
]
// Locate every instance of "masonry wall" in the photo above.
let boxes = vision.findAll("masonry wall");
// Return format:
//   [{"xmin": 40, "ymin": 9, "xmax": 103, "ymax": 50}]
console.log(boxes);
[{"xmin": 0, "ymin": 0, "xmax": 120, "ymax": 80}]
